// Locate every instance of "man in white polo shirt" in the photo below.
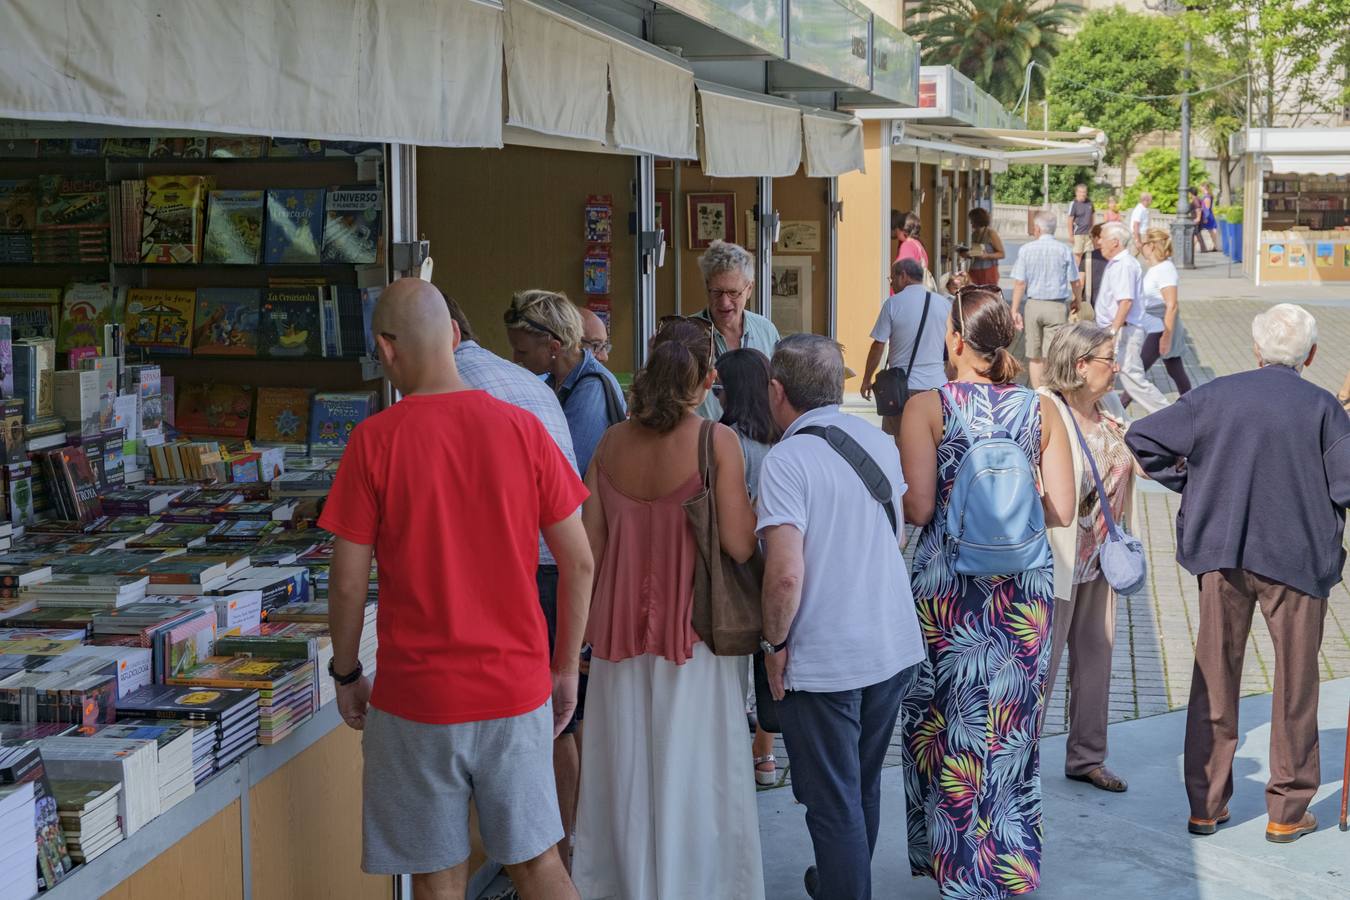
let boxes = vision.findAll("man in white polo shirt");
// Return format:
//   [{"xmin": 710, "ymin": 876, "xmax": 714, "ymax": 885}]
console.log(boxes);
[
  {"xmin": 758, "ymin": 333, "xmax": 925, "ymax": 900},
  {"xmin": 1097, "ymin": 221, "xmax": 1171, "ymax": 414}
]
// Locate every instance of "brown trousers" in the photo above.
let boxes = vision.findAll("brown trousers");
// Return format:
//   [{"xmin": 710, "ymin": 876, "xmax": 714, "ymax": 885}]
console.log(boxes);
[
  {"xmin": 1185, "ymin": 569, "xmax": 1327, "ymax": 823},
  {"xmin": 1045, "ymin": 575, "xmax": 1116, "ymax": 776}
]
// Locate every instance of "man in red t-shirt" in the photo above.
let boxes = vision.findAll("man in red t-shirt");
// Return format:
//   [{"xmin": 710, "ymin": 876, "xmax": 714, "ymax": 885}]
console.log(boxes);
[{"xmin": 319, "ymin": 278, "xmax": 593, "ymax": 900}]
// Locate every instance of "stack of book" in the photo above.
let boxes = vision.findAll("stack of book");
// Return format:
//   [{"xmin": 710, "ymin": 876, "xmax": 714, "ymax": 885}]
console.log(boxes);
[
  {"xmin": 0, "ymin": 743, "xmax": 72, "ymax": 890},
  {"xmin": 115, "ymin": 683, "xmax": 259, "ymax": 777},
  {"xmin": 25, "ymin": 573, "xmax": 150, "ymax": 609},
  {"xmin": 95, "ymin": 720, "xmax": 195, "ymax": 812},
  {"xmin": 216, "ymin": 631, "xmax": 333, "ymax": 708},
  {"xmin": 168, "ymin": 656, "xmax": 314, "ymax": 745},
  {"xmin": 271, "ymin": 599, "xmax": 376, "ymax": 677},
  {"xmin": 0, "ymin": 781, "xmax": 37, "ymax": 900},
  {"xmin": 36, "ymin": 735, "xmax": 160, "ymax": 836},
  {"xmin": 90, "ymin": 604, "xmax": 216, "ymax": 683},
  {"xmin": 0, "ymin": 657, "xmax": 118, "ymax": 733},
  {"xmin": 51, "ymin": 780, "xmax": 123, "ymax": 863}
]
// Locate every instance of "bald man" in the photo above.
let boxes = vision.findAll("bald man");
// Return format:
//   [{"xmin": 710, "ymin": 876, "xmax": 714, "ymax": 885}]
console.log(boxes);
[
  {"xmin": 320, "ymin": 278, "xmax": 593, "ymax": 900},
  {"xmin": 578, "ymin": 306, "xmax": 611, "ymax": 364}
]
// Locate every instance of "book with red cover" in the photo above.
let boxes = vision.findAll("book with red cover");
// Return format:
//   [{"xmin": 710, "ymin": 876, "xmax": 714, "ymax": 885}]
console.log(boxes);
[{"xmin": 48, "ymin": 447, "xmax": 103, "ymax": 525}]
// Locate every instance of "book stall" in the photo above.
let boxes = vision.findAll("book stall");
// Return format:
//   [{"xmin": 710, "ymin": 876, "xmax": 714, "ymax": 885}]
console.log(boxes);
[{"xmin": 1234, "ymin": 127, "xmax": 1350, "ymax": 286}]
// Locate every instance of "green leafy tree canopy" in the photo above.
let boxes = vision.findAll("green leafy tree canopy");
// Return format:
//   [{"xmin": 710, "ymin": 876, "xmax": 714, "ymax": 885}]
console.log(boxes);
[
  {"xmin": 993, "ymin": 165, "xmax": 1110, "ymax": 206},
  {"xmin": 1120, "ymin": 148, "xmax": 1210, "ymax": 209},
  {"xmin": 1047, "ymin": 9, "xmax": 1184, "ymax": 190},
  {"xmin": 907, "ymin": 0, "xmax": 1083, "ymax": 105}
]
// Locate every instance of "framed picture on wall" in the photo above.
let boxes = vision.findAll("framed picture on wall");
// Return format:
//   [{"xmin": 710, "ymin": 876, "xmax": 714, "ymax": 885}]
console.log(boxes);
[
  {"xmin": 687, "ymin": 192, "xmax": 736, "ymax": 250},
  {"xmin": 778, "ymin": 220, "xmax": 821, "ymax": 253},
  {"xmin": 744, "ymin": 210, "xmax": 757, "ymax": 250},
  {"xmin": 770, "ymin": 255, "xmax": 812, "ymax": 335},
  {"xmin": 654, "ymin": 190, "xmax": 673, "ymax": 243}
]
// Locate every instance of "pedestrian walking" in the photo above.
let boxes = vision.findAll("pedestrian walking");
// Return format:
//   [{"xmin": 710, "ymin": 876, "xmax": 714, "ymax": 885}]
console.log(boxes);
[
  {"xmin": 572, "ymin": 317, "xmax": 765, "ymax": 900},
  {"xmin": 321, "ymin": 278, "xmax": 593, "ymax": 900},
  {"xmin": 1066, "ymin": 183, "xmax": 1096, "ymax": 264},
  {"xmin": 1128, "ymin": 193, "xmax": 1153, "ymax": 248},
  {"xmin": 895, "ymin": 210, "xmax": 930, "ymax": 271},
  {"xmin": 1188, "ymin": 187, "xmax": 1206, "ymax": 256},
  {"xmin": 691, "ymin": 240, "xmax": 781, "ymax": 420},
  {"xmin": 505, "ymin": 290, "xmax": 627, "ymax": 477},
  {"xmin": 962, "ymin": 207, "xmax": 1004, "ymax": 286},
  {"xmin": 1079, "ymin": 223, "xmax": 1107, "ymax": 320},
  {"xmin": 445, "ymin": 295, "xmax": 586, "ymax": 871},
  {"xmin": 1126, "ymin": 303, "xmax": 1350, "ymax": 844},
  {"xmin": 1200, "ymin": 183, "xmax": 1220, "ymax": 252},
  {"xmin": 715, "ymin": 346, "xmax": 783, "ymax": 787},
  {"xmin": 1104, "ymin": 197, "xmax": 1123, "ymax": 224},
  {"xmin": 1009, "ymin": 210, "xmax": 1083, "ymax": 388},
  {"xmin": 861, "ymin": 258, "xmax": 951, "ymax": 438},
  {"xmin": 1040, "ymin": 322, "xmax": 1137, "ymax": 795},
  {"xmin": 1121, "ymin": 227, "xmax": 1193, "ymax": 406},
  {"xmin": 1095, "ymin": 222, "xmax": 1171, "ymax": 414},
  {"xmin": 898, "ymin": 287, "xmax": 1075, "ymax": 900},
  {"xmin": 758, "ymin": 333, "xmax": 925, "ymax": 900}
]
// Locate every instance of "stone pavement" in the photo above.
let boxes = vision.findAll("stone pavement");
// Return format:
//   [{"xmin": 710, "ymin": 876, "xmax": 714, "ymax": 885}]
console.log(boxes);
[{"xmin": 756, "ymin": 244, "xmax": 1350, "ymax": 787}]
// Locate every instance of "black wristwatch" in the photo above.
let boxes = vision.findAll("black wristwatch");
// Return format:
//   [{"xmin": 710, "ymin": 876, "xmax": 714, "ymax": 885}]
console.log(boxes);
[
  {"xmin": 328, "ymin": 659, "xmax": 363, "ymax": 686},
  {"xmin": 759, "ymin": 637, "xmax": 788, "ymax": 655}
]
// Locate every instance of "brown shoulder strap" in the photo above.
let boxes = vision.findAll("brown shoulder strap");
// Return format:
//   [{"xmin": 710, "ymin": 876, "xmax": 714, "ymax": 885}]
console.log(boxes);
[{"xmin": 697, "ymin": 419, "xmax": 716, "ymax": 488}]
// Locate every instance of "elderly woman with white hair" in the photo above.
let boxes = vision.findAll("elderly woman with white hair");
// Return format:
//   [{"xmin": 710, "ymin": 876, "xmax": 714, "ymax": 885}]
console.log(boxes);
[
  {"xmin": 693, "ymin": 240, "xmax": 781, "ymax": 420},
  {"xmin": 1094, "ymin": 221, "xmax": 1171, "ymax": 414},
  {"xmin": 1127, "ymin": 303, "xmax": 1350, "ymax": 844}
]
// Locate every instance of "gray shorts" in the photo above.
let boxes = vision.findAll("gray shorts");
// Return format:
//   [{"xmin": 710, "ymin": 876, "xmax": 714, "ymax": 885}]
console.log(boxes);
[{"xmin": 361, "ymin": 702, "xmax": 562, "ymax": 874}]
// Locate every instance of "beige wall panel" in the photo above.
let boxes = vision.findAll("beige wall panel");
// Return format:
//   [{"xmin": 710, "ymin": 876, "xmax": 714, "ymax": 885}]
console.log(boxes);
[{"xmin": 101, "ymin": 802, "xmax": 243, "ymax": 900}]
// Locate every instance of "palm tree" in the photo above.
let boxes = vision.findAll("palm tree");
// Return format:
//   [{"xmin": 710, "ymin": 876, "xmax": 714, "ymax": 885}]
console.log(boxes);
[{"xmin": 907, "ymin": 0, "xmax": 1084, "ymax": 106}]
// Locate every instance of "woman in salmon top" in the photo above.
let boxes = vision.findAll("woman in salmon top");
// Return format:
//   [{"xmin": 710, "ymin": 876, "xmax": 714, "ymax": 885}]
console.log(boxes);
[{"xmin": 572, "ymin": 318, "xmax": 765, "ymax": 900}]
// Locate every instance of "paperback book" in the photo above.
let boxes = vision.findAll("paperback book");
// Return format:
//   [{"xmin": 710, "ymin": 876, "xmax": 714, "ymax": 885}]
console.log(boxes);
[
  {"xmin": 57, "ymin": 283, "xmax": 123, "ymax": 354},
  {"xmin": 308, "ymin": 391, "xmax": 377, "ymax": 453},
  {"xmin": 259, "ymin": 287, "xmax": 321, "ymax": 358},
  {"xmin": 254, "ymin": 387, "xmax": 313, "ymax": 443},
  {"xmin": 193, "ymin": 288, "xmax": 260, "ymax": 356},
  {"xmin": 202, "ymin": 190, "xmax": 264, "ymax": 264},
  {"xmin": 320, "ymin": 186, "xmax": 382, "ymax": 263},
  {"xmin": 141, "ymin": 175, "xmax": 208, "ymax": 264},
  {"xmin": 175, "ymin": 383, "xmax": 253, "ymax": 438},
  {"xmin": 263, "ymin": 188, "xmax": 325, "ymax": 264},
  {"xmin": 125, "ymin": 288, "xmax": 196, "ymax": 355}
]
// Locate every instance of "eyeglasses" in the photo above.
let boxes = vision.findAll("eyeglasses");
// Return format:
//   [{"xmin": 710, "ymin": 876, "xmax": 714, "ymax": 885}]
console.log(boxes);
[
  {"xmin": 1082, "ymin": 354, "xmax": 1116, "ymax": 366},
  {"xmin": 707, "ymin": 285, "xmax": 749, "ymax": 301},
  {"xmin": 503, "ymin": 300, "xmax": 565, "ymax": 344},
  {"xmin": 581, "ymin": 338, "xmax": 612, "ymax": 355}
]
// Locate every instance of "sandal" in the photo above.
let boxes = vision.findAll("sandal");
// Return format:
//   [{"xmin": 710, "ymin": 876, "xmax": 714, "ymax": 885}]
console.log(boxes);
[
  {"xmin": 754, "ymin": 754, "xmax": 778, "ymax": 787},
  {"xmin": 1067, "ymin": 766, "xmax": 1128, "ymax": 792}
]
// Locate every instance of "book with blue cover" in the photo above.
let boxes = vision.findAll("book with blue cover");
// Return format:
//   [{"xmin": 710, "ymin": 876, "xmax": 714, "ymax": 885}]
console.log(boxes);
[
  {"xmin": 308, "ymin": 391, "xmax": 376, "ymax": 454},
  {"xmin": 263, "ymin": 189, "xmax": 325, "ymax": 264},
  {"xmin": 320, "ymin": 186, "xmax": 382, "ymax": 264},
  {"xmin": 194, "ymin": 288, "xmax": 260, "ymax": 356},
  {"xmin": 259, "ymin": 287, "xmax": 321, "ymax": 358}
]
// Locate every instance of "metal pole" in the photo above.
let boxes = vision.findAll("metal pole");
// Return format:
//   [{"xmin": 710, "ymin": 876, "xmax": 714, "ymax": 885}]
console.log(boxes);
[
  {"xmin": 1041, "ymin": 98, "xmax": 1050, "ymax": 206},
  {"xmin": 1175, "ymin": 38, "xmax": 1196, "ymax": 268}
]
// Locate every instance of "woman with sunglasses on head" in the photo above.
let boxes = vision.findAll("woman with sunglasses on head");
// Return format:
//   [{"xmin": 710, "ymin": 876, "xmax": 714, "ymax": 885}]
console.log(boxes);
[
  {"xmin": 715, "ymin": 347, "xmax": 783, "ymax": 788},
  {"xmin": 897, "ymin": 287, "xmax": 1075, "ymax": 899},
  {"xmin": 572, "ymin": 318, "xmax": 765, "ymax": 900},
  {"xmin": 1039, "ymin": 322, "xmax": 1141, "ymax": 797},
  {"xmin": 505, "ymin": 290, "xmax": 627, "ymax": 478}
]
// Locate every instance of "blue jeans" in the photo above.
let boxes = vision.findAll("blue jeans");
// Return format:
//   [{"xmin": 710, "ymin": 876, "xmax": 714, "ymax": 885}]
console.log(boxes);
[{"xmin": 778, "ymin": 666, "xmax": 915, "ymax": 900}]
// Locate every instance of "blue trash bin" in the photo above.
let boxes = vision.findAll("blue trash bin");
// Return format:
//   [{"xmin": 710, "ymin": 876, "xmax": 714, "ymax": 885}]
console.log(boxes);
[{"xmin": 1230, "ymin": 222, "xmax": 1242, "ymax": 263}]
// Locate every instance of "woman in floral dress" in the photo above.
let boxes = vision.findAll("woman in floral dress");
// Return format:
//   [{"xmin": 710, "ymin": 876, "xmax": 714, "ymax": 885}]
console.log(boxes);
[{"xmin": 898, "ymin": 287, "xmax": 1075, "ymax": 899}]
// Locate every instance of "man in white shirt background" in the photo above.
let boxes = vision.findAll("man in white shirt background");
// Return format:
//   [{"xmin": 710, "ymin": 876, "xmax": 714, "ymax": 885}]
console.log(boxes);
[
  {"xmin": 860, "ymin": 258, "xmax": 951, "ymax": 438},
  {"xmin": 1096, "ymin": 222, "xmax": 1171, "ymax": 414},
  {"xmin": 1129, "ymin": 193, "xmax": 1153, "ymax": 249}
]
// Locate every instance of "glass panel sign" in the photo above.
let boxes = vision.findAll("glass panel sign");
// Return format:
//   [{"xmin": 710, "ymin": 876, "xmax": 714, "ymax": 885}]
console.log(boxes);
[
  {"xmin": 871, "ymin": 17, "xmax": 919, "ymax": 105},
  {"xmin": 657, "ymin": 0, "xmax": 785, "ymax": 56},
  {"xmin": 787, "ymin": 0, "xmax": 872, "ymax": 89}
]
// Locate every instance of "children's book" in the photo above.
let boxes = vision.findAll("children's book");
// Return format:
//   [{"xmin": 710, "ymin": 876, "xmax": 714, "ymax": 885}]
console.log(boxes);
[
  {"xmin": 0, "ymin": 288, "xmax": 60, "ymax": 341},
  {"xmin": 263, "ymin": 189, "xmax": 325, "ymax": 264},
  {"xmin": 140, "ymin": 176, "xmax": 208, "ymax": 264},
  {"xmin": 259, "ymin": 288, "xmax": 321, "ymax": 358},
  {"xmin": 35, "ymin": 175, "xmax": 109, "ymax": 230},
  {"xmin": 0, "ymin": 179, "xmax": 37, "ymax": 232},
  {"xmin": 202, "ymin": 190, "xmax": 265, "ymax": 264},
  {"xmin": 193, "ymin": 289, "xmax": 260, "ymax": 356},
  {"xmin": 175, "ymin": 383, "xmax": 253, "ymax": 438},
  {"xmin": 206, "ymin": 137, "xmax": 268, "ymax": 159},
  {"xmin": 58, "ymin": 283, "xmax": 123, "ymax": 354},
  {"xmin": 124, "ymin": 289, "xmax": 196, "ymax": 355},
  {"xmin": 320, "ymin": 186, "xmax": 382, "ymax": 264},
  {"xmin": 268, "ymin": 138, "xmax": 325, "ymax": 158},
  {"xmin": 308, "ymin": 391, "xmax": 377, "ymax": 453},
  {"xmin": 254, "ymin": 387, "xmax": 314, "ymax": 444},
  {"xmin": 148, "ymin": 138, "xmax": 208, "ymax": 159}
]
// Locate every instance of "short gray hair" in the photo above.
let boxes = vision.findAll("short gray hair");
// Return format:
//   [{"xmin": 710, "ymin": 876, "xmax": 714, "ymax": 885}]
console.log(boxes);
[
  {"xmin": 1100, "ymin": 221, "xmax": 1131, "ymax": 249},
  {"xmin": 771, "ymin": 333, "xmax": 845, "ymax": 411},
  {"xmin": 1043, "ymin": 321, "xmax": 1115, "ymax": 392},
  {"xmin": 893, "ymin": 257, "xmax": 925, "ymax": 282},
  {"xmin": 1034, "ymin": 210, "xmax": 1057, "ymax": 235},
  {"xmin": 698, "ymin": 240, "xmax": 755, "ymax": 284},
  {"xmin": 1252, "ymin": 303, "xmax": 1317, "ymax": 368}
]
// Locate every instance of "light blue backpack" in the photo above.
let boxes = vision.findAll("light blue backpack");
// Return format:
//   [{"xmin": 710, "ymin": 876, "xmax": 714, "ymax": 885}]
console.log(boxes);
[{"xmin": 941, "ymin": 386, "xmax": 1052, "ymax": 577}]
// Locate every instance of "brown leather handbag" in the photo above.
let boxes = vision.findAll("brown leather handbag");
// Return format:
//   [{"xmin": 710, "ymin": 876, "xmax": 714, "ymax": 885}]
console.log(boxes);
[{"xmin": 682, "ymin": 420, "xmax": 764, "ymax": 656}]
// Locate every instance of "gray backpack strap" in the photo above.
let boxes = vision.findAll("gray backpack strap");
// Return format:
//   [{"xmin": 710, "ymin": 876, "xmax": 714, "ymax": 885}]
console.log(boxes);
[{"xmin": 796, "ymin": 425, "xmax": 898, "ymax": 535}]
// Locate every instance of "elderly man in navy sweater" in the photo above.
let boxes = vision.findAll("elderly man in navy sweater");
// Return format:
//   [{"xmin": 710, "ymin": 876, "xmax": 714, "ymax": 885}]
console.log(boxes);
[{"xmin": 1127, "ymin": 303, "xmax": 1350, "ymax": 844}]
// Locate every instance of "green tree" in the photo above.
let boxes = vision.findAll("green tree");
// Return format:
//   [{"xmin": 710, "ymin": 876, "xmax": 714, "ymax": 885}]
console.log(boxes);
[
  {"xmin": 1189, "ymin": 45, "xmax": 1246, "ymax": 204},
  {"xmin": 1046, "ymin": 9, "xmax": 1185, "ymax": 194},
  {"xmin": 906, "ymin": 0, "xmax": 1083, "ymax": 105},
  {"xmin": 1120, "ymin": 148, "xmax": 1210, "ymax": 209},
  {"xmin": 992, "ymin": 165, "xmax": 1108, "ymax": 205}
]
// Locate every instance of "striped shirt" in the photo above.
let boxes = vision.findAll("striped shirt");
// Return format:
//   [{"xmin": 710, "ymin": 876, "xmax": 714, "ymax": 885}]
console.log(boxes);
[
  {"xmin": 694, "ymin": 307, "xmax": 782, "ymax": 420},
  {"xmin": 454, "ymin": 340, "xmax": 578, "ymax": 565},
  {"xmin": 1010, "ymin": 234, "xmax": 1079, "ymax": 302}
]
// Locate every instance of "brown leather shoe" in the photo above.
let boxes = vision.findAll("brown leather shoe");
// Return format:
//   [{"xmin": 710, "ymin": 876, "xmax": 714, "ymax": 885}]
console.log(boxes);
[
  {"xmin": 1187, "ymin": 808, "xmax": 1231, "ymax": 835},
  {"xmin": 1266, "ymin": 812, "xmax": 1317, "ymax": 844}
]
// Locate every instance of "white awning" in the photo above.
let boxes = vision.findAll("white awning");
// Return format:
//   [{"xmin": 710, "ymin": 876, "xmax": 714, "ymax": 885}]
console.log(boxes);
[
  {"xmin": 1263, "ymin": 154, "xmax": 1350, "ymax": 177},
  {"xmin": 0, "ymin": 0, "xmax": 504, "ymax": 148},
  {"xmin": 891, "ymin": 123, "xmax": 1105, "ymax": 167},
  {"xmin": 609, "ymin": 42, "xmax": 698, "ymax": 159},
  {"xmin": 802, "ymin": 112, "xmax": 865, "ymax": 177},
  {"xmin": 697, "ymin": 85, "xmax": 803, "ymax": 178},
  {"xmin": 503, "ymin": 0, "xmax": 610, "ymax": 143}
]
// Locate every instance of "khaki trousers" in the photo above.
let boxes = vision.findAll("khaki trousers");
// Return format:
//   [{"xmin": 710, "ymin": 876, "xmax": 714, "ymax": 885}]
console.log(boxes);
[
  {"xmin": 1185, "ymin": 569, "xmax": 1327, "ymax": 823},
  {"xmin": 1045, "ymin": 575, "xmax": 1116, "ymax": 776}
]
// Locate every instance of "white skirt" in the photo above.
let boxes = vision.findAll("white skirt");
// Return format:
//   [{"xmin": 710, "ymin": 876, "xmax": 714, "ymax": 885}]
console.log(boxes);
[{"xmin": 572, "ymin": 644, "xmax": 766, "ymax": 900}]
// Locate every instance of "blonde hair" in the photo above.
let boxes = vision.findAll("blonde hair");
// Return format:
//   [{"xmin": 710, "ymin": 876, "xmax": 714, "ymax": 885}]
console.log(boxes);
[
  {"xmin": 1043, "ymin": 322, "xmax": 1115, "ymax": 393},
  {"xmin": 1142, "ymin": 226, "xmax": 1173, "ymax": 260},
  {"xmin": 504, "ymin": 289, "xmax": 583, "ymax": 351}
]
